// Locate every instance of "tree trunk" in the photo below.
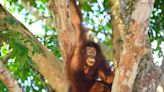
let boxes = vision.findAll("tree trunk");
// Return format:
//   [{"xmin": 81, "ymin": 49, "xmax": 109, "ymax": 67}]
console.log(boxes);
[
  {"xmin": 111, "ymin": 0, "xmax": 161, "ymax": 92},
  {"xmin": 0, "ymin": 4, "xmax": 67, "ymax": 92}
]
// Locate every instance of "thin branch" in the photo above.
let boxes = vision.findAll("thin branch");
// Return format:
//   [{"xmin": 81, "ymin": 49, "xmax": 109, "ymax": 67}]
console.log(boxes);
[{"xmin": 29, "ymin": 16, "xmax": 51, "ymax": 24}]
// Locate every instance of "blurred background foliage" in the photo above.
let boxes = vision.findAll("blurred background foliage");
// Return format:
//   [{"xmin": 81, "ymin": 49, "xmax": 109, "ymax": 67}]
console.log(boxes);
[{"xmin": 0, "ymin": 0, "xmax": 163, "ymax": 91}]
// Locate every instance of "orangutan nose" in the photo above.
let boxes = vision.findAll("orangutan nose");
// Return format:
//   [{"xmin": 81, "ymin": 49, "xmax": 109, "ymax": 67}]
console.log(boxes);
[{"xmin": 91, "ymin": 51, "xmax": 96, "ymax": 56}]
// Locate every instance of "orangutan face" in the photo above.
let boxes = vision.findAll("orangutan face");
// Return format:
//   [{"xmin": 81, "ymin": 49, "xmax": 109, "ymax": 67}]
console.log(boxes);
[{"xmin": 85, "ymin": 46, "xmax": 96, "ymax": 66}]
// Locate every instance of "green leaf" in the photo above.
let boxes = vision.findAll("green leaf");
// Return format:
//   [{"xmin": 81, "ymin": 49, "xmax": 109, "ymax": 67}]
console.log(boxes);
[
  {"xmin": 18, "ymin": 4, "xmax": 24, "ymax": 12},
  {"xmin": 30, "ymin": 0, "xmax": 37, "ymax": 7}
]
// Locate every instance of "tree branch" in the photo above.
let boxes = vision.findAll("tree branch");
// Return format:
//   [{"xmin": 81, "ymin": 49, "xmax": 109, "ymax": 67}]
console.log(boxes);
[
  {"xmin": 0, "ymin": 61, "xmax": 23, "ymax": 92},
  {"xmin": 110, "ymin": 0, "xmax": 125, "ymax": 65},
  {"xmin": 0, "ymin": 4, "xmax": 67, "ymax": 92},
  {"xmin": 48, "ymin": 0, "xmax": 75, "ymax": 62}
]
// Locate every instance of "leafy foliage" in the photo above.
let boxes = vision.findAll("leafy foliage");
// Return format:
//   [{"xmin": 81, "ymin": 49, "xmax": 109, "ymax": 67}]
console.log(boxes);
[
  {"xmin": 80, "ymin": 0, "xmax": 112, "ymax": 45},
  {"xmin": 0, "ymin": 30, "xmax": 46, "ymax": 92},
  {"xmin": 0, "ymin": 80, "xmax": 9, "ymax": 91},
  {"xmin": 148, "ymin": 0, "xmax": 164, "ymax": 57}
]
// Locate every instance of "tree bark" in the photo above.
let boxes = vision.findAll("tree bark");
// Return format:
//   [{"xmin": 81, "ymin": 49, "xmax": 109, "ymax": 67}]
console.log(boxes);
[
  {"xmin": 48, "ymin": 0, "xmax": 76, "ymax": 63},
  {"xmin": 0, "ymin": 4, "xmax": 67, "ymax": 92},
  {"xmin": 0, "ymin": 61, "xmax": 23, "ymax": 92},
  {"xmin": 156, "ymin": 57, "xmax": 164, "ymax": 92},
  {"xmin": 110, "ymin": 0, "xmax": 125, "ymax": 66},
  {"xmin": 111, "ymin": 0, "xmax": 160, "ymax": 92}
]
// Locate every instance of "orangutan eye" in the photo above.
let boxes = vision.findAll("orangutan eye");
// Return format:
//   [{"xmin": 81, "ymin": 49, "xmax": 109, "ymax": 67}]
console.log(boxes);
[{"xmin": 87, "ymin": 51, "xmax": 92, "ymax": 55}]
